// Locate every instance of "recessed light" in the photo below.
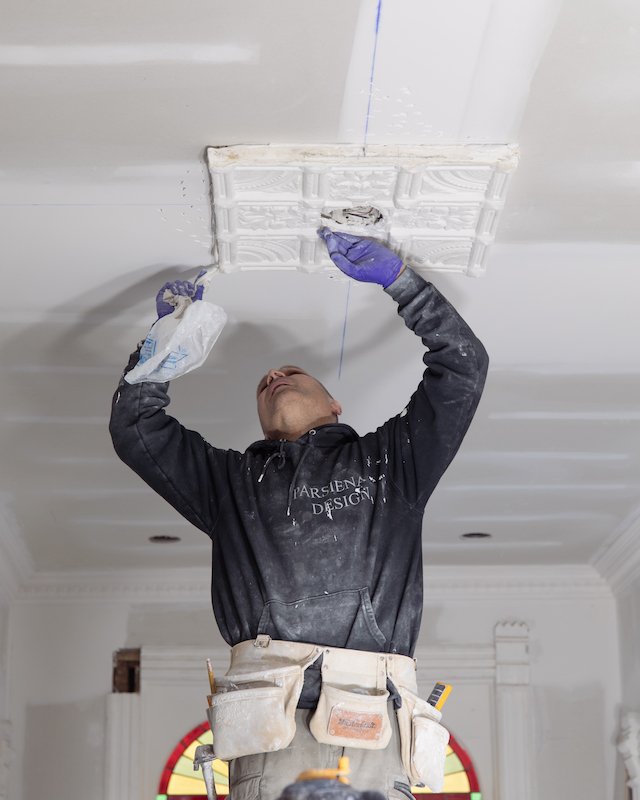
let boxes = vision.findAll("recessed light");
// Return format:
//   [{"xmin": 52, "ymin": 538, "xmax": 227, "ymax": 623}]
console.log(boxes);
[
  {"xmin": 148, "ymin": 535, "xmax": 182, "ymax": 543},
  {"xmin": 461, "ymin": 532, "xmax": 492, "ymax": 540}
]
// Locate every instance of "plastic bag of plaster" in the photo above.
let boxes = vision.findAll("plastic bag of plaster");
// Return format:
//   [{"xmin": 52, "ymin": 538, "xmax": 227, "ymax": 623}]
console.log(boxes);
[{"xmin": 125, "ymin": 296, "xmax": 227, "ymax": 385}]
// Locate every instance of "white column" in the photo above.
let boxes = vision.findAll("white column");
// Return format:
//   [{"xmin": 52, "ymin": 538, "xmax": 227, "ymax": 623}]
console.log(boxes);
[
  {"xmin": 494, "ymin": 621, "xmax": 534, "ymax": 800},
  {"xmin": 105, "ymin": 693, "xmax": 141, "ymax": 800},
  {"xmin": 618, "ymin": 711, "xmax": 640, "ymax": 800},
  {"xmin": 0, "ymin": 720, "xmax": 11, "ymax": 800}
]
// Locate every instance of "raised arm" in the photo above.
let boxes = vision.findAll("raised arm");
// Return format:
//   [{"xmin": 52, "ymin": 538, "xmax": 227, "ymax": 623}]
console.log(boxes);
[
  {"xmin": 109, "ymin": 275, "xmax": 230, "ymax": 535},
  {"xmin": 380, "ymin": 267, "xmax": 488, "ymax": 506},
  {"xmin": 319, "ymin": 228, "xmax": 488, "ymax": 508}
]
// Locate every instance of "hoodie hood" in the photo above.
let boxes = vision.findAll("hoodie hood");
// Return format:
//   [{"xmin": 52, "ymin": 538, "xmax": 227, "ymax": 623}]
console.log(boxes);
[{"xmin": 247, "ymin": 422, "xmax": 360, "ymax": 453}]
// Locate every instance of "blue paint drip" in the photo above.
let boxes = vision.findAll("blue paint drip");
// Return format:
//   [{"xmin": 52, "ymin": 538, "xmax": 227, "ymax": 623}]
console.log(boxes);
[
  {"xmin": 337, "ymin": 281, "xmax": 352, "ymax": 380},
  {"xmin": 363, "ymin": 0, "xmax": 383, "ymax": 148},
  {"xmin": 338, "ymin": 1, "xmax": 381, "ymax": 379}
]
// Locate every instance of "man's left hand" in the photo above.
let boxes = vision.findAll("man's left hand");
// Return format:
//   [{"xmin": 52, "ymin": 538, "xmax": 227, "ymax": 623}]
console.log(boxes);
[
  {"xmin": 155, "ymin": 269, "xmax": 207, "ymax": 318},
  {"xmin": 318, "ymin": 227, "xmax": 404, "ymax": 288}
]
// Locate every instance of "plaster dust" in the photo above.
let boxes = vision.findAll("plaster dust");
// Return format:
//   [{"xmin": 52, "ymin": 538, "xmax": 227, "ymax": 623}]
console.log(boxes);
[{"xmin": 320, "ymin": 204, "xmax": 385, "ymax": 235}]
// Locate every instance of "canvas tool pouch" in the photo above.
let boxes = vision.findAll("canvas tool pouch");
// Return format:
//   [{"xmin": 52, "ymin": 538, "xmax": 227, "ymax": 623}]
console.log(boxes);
[
  {"xmin": 395, "ymin": 685, "xmax": 450, "ymax": 793},
  {"xmin": 309, "ymin": 646, "xmax": 415, "ymax": 750},
  {"xmin": 206, "ymin": 636, "xmax": 322, "ymax": 761}
]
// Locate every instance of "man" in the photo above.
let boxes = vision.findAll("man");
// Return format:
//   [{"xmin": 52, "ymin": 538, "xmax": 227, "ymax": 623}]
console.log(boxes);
[{"xmin": 110, "ymin": 229, "xmax": 488, "ymax": 800}]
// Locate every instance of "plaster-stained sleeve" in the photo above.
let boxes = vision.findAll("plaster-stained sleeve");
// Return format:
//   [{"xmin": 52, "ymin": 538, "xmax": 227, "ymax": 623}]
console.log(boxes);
[
  {"xmin": 367, "ymin": 267, "xmax": 489, "ymax": 509},
  {"xmin": 109, "ymin": 349, "xmax": 229, "ymax": 537}
]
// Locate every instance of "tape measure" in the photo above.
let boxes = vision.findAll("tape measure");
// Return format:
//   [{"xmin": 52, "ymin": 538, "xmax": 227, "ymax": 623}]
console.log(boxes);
[{"xmin": 426, "ymin": 682, "xmax": 452, "ymax": 711}]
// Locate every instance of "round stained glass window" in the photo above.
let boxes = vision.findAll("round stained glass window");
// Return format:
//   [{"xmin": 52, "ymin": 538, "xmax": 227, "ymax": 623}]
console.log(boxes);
[{"xmin": 157, "ymin": 723, "xmax": 481, "ymax": 799}]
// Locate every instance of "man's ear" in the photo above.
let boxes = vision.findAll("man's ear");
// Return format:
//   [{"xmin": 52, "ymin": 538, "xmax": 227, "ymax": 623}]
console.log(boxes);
[{"xmin": 330, "ymin": 398, "xmax": 343, "ymax": 418}]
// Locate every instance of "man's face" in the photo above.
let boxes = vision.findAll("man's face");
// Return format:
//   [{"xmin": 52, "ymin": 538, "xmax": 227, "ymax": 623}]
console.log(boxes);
[{"xmin": 256, "ymin": 365, "xmax": 342, "ymax": 439}]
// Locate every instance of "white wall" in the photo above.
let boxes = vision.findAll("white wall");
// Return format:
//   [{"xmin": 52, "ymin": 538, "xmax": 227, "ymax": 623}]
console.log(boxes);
[
  {"xmin": 6, "ymin": 571, "xmax": 621, "ymax": 800},
  {"xmin": 7, "ymin": 603, "xmax": 129, "ymax": 800},
  {"xmin": 422, "ymin": 591, "xmax": 621, "ymax": 800}
]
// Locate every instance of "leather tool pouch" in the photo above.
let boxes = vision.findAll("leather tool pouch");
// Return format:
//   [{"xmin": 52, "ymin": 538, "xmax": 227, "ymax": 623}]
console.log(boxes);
[
  {"xmin": 309, "ymin": 682, "xmax": 392, "ymax": 749},
  {"xmin": 207, "ymin": 638, "xmax": 321, "ymax": 761},
  {"xmin": 207, "ymin": 664, "xmax": 302, "ymax": 760},
  {"xmin": 309, "ymin": 647, "xmax": 392, "ymax": 750},
  {"xmin": 395, "ymin": 686, "xmax": 450, "ymax": 792}
]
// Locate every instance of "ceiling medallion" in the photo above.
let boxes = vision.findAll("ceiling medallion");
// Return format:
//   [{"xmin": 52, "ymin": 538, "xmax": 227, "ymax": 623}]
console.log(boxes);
[{"xmin": 207, "ymin": 144, "xmax": 519, "ymax": 277}]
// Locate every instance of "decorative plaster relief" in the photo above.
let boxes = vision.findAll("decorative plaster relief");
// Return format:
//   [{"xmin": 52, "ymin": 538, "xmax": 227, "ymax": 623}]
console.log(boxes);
[
  {"xmin": 619, "ymin": 712, "xmax": 640, "ymax": 798},
  {"xmin": 207, "ymin": 144, "xmax": 518, "ymax": 276}
]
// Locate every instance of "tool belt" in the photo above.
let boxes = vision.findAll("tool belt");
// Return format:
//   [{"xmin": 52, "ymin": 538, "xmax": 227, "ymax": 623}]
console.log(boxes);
[{"xmin": 206, "ymin": 635, "xmax": 449, "ymax": 792}]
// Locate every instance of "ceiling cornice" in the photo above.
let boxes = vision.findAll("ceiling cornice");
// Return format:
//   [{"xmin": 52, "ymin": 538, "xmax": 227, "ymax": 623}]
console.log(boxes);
[
  {"xmin": 0, "ymin": 502, "xmax": 34, "ymax": 606},
  {"xmin": 14, "ymin": 563, "xmax": 610, "ymax": 605},
  {"xmin": 591, "ymin": 505, "xmax": 640, "ymax": 596}
]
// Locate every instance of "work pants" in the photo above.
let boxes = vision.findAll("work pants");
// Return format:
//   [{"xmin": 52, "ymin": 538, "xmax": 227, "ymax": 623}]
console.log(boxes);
[{"xmin": 228, "ymin": 702, "xmax": 413, "ymax": 800}]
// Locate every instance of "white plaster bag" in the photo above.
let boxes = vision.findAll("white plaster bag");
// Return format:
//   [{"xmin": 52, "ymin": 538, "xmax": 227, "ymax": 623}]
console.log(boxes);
[{"xmin": 125, "ymin": 299, "xmax": 227, "ymax": 384}]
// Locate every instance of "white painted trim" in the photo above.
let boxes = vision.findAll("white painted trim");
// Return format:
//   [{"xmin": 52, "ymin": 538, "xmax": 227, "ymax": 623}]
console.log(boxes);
[
  {"xmin": 592, "ymin": 505, "xmax": 640, "ymax": 595},
  {"xmin": 0, "ymin": 720, "xmax": 11, "ymax": 800},
  {"xmin": 413, "ymin": 644, "xmax": 495, "ymax": 684},
  {"xmin": 105, "ymin": 695, "xmax": 141, "ymax": 800},
  {"xmin": 15, "ymin": 564, "xmax": 611, "ymax": 604},
  {"xmin": 140, "ymin": 647, "xmax": 230, "ymax": 687},
  {"xmin": 423, "ymin": 564, "xmax": 610, "ymax": 599},
  {"xmin": 17, "ymin": 568, "xmax": 212, "ymax": 604},
  {"xmin": 494, "ymin": 622, "xmax": 535, "ymax": 800},
  {"xmin": 0, "ymin": 503, "xmax": 33, "ymax": 606}
]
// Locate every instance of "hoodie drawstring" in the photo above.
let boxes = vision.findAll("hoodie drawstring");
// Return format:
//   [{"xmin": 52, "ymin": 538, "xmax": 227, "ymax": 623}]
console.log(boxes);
[
  {"xmin": 286, "ymin": 442, "xmax": 312, "ymax": 518},
  {"xmin": 257, "ymin": 433, "xmax": 316, "ymax": 520}
]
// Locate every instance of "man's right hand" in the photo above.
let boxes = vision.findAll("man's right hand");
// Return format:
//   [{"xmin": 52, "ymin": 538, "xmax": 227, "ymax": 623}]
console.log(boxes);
[
  {"xmin": 318, "ymin": 228, "xmax": 404, "ymax": 288},
  {"xmin": 155, "ymin": 269, "xmax": 206, "ymax": 318}
]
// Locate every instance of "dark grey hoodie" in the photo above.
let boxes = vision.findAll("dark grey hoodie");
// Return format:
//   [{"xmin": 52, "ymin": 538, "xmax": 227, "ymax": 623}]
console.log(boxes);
[{"xmin": 110, "ymin": 268, "xmax": 488, "ymax": 700}]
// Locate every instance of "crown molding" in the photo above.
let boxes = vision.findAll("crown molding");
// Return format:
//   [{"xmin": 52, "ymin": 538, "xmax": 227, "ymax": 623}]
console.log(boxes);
[
  {"xmin": 15, "ymin": 563, "xmax": 611, "ymax": 605},
  {"xmin": 16, "ymin": 567, "xmax": 212, "ymax": 604},
  {"xmin": 591, "ymin": 505, "xmax": 640, "ymax": 596},
  {"xmin": 0, "ymin": 502, "xmax": 34, "ymax": 606},
  {"xmin": 422, "ymin": 564, "xmax": 610, "ymax": 599}
]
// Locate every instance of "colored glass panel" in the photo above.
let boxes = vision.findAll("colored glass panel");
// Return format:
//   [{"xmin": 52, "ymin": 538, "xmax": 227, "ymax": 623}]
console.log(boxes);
[
  {"xmin": 173, "ymin": 754, "xmax": 201, "ymax": 778},
  {"xmin": 444, "ymin": 752, "xmax": 464, "ymax": 775},
  {"xmin": 411, "ymin": 744, "xmax": 470, "ymax": 794},
  {"xmin": 159, "ymin": 724, "xmax": 479, "ymax": 799},
  {"xmin": 167, "ymin": 773, "xmax": 211, "ymax": 794}
]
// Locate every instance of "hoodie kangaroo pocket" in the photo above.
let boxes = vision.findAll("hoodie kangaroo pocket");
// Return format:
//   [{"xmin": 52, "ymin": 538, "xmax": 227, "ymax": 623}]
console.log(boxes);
[{"xmin": 257, "ymin": 587, "xmax": 386, "ymax": 649}]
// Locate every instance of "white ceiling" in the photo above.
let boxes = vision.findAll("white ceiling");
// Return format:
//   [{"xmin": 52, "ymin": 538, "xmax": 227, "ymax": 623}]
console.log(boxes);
[{"xmin": 1, "ymin": 0, "xmax": 639, "ymax": 578}]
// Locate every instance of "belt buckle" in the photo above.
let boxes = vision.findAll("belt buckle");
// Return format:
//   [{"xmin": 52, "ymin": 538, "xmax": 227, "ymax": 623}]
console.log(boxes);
[{"xmin": 254, "ymin": 634, "xmax": 271, "ymax": 648}]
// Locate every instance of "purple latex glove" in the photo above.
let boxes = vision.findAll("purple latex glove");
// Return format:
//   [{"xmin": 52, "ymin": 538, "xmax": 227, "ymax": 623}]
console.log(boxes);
[
  {"xmin": 318, "ymin": 227, "xmax": 403, "ymax": 288},
  {"xmin": 155, "ymin": 269, "xmax": 207, "ymax": 318}
]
